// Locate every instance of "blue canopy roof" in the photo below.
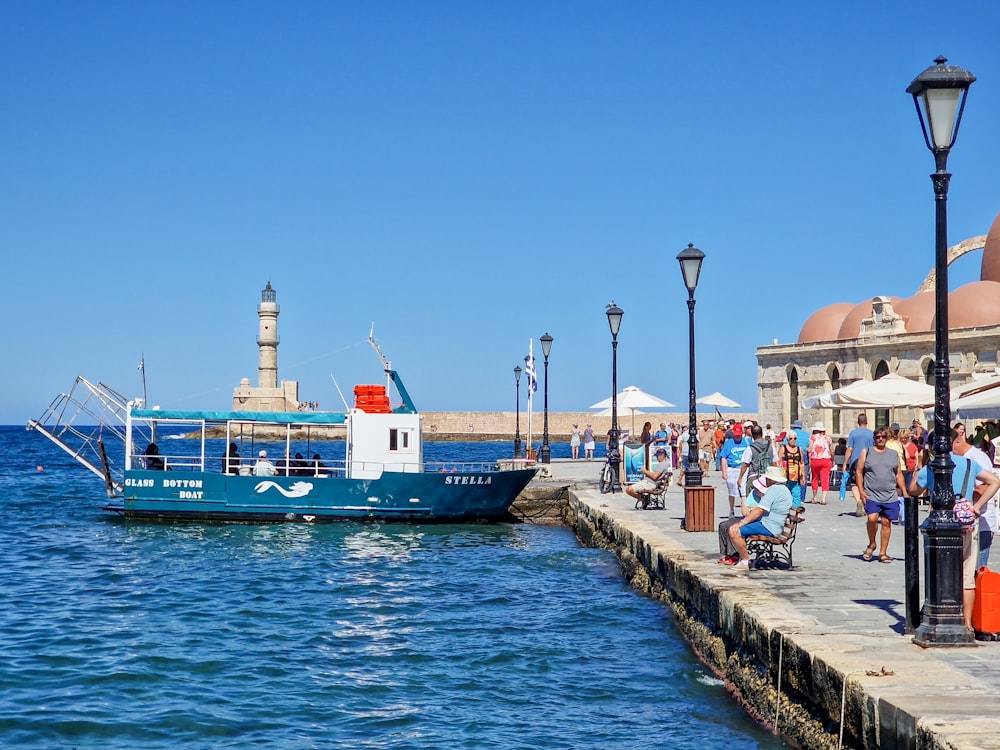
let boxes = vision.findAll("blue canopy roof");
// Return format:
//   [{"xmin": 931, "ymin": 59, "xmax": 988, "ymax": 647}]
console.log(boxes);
[{"xmin": 130, "ymin": 409, "xmax": 347, "ymax": 425}]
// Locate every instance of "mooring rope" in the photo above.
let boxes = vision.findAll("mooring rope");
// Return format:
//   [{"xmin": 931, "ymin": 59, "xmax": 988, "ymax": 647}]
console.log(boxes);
[{"xmin": 773, "ymin": 633, "xmax": 783, "ymax": 734}]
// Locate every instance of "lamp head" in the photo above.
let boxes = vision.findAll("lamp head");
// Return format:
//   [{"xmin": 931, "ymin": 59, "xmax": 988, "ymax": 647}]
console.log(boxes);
[
  {"xmin": 907, "ymin": 56, "xmax": 975, "ymax": 152},
  {"xmin": 605, "ymin": 301, "xmax": 624, "ymax": 337},
  {"xmin": 514, "ymin": 365, "xmax": 522, "ymax": 384},
  {"xmin": 540, "ymin": 332, "xmax": 553, "ymax": 358},
  {"xmin": 676, "ymin": 243, "xmax": 705, "ymax": 293}
]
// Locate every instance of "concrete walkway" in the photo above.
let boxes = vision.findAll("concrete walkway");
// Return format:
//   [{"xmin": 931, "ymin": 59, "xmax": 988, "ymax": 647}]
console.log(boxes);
[{"xmin": 536, "ymin": 457, "xmax": 1000, "ymax": 749}]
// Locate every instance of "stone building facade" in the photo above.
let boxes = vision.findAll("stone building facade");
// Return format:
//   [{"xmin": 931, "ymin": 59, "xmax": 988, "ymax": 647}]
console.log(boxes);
[{"xmin": 757, "ymin": 211, "xmax": 1000, "ymax": 436}]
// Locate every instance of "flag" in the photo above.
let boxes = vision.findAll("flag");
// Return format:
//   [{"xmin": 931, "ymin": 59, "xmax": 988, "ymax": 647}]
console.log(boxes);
[{"xmin": 525, "ymin": 339, "xmax": 537, "ymax": 395}]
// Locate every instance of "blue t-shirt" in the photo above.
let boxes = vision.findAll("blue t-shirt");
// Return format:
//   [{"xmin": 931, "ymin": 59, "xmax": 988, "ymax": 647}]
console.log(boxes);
[
  {"xmin": 653, "ymin": 429, "xmax": 669, "ymax": 445},
  {"xmin": 846, "ymin": 427, "xmax": 874, "ymax": 465},
  {"xmin": 914, "ymin": 454, "xmax": 977, "ymax": 498},
  {"xmin": 758, "ymin": 483, "xmax": 794, "ymax": 536},
  {"xmin": 719, "ymin": 436, "xmax": 750, "ymax": 468}
]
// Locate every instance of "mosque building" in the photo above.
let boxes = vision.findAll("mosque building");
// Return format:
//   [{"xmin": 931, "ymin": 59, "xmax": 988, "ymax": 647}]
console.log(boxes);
[
  {"xmin": 756, "ymin": 211, "xmax": 1000, "ymax": 434},
  {"xmin": 231, "ymin": 281, "xmax": 301, "ymax": 411}
]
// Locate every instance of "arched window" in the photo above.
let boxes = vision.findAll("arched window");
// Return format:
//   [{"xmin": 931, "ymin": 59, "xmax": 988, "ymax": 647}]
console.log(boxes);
[
  {"xmin": 873, "ymin": 360, "xmax": 890, "ymax": 429},
  {"xmin": 923, "ymin": 358, "xmax": 935, "ymax": 386},
  {"xmin": 789, "ymin": 368, "xmax": 799, "ymax": 425},
  {"xmin": 829, "ymin": 366, "xmax": 841, "ymax": 435}
]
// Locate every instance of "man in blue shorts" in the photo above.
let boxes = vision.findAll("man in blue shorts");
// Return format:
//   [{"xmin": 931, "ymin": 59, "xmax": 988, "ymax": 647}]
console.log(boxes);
[{"xmin": 727, "ymin": 466, "xmax": 793, "ymax": 571}]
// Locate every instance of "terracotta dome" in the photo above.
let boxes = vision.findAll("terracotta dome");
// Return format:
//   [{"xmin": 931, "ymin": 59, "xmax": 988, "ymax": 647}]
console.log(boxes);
[
  {"xmin": 980, "ymin": 212, "xmax": 1000, "ymax": 283},
  {"xmin": 797, "ymin": 303, "xmax": 855, "ymax": 343},
  {"xmin": 836, "ymin": 297, "xmax": 902, "ymax": 340},
  {"xmin": 893, "ymin": 291, "xmax": 935, "ymax": 333},
  {"xmin": 935, "ymin": 281, "xmax": 1000, "ymax": 329}
]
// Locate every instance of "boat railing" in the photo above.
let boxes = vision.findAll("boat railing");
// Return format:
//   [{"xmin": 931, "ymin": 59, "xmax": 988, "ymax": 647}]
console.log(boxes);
[{"xmin": 424, "ymin": 461, "xmax": 501, "ymax": 474}]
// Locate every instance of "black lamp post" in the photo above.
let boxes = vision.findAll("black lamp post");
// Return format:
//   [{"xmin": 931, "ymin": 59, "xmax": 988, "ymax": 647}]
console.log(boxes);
[
  {"xmin": 513, "ymin": 365, "xmax": 523, "ymax": 459},
  {"xmin": 907, "ymin": 56, "xmax": 976, "ymax": 647},
  {"xmin": 539, "ymin": 333, "xmax": 553, "ymax": 464},
  {"xmin": 606, "ymin": 302, "xmax": 624, "ymax": 491},
  {"xmin": 677, "ymin": 243, "xmax": 705, "ymax": 488}
]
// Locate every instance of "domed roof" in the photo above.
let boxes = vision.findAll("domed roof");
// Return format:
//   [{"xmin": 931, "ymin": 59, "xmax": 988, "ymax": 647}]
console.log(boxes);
[
  {"xmin": 981, "ymin": 212, "xmax": 1000, "ymax": 283},
  {"xmin": 893, "ymin": 291, "xmax": 935, "ymax": 333},
  {"xmin": 939, "ymin": 281, "xmax": 1000, "ymax": 329},
  {"xmin": 797, "ymin": 303, "xmax": 855, "ymax": 343},
  {"xmin": 836, "ymin": 297, "xmax": 902, "ymax": 340}
]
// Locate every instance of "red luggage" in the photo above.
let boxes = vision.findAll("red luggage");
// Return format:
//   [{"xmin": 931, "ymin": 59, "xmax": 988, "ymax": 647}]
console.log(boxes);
[{"xmin": 973, "ymin": 566, "xmax": 1000, "ymax": 639}]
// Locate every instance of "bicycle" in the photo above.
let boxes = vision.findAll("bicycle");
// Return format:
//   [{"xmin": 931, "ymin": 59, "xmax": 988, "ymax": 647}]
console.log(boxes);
[{"xmin": 599, "ymin": 448, "xmax": 621, "ymax": 494}]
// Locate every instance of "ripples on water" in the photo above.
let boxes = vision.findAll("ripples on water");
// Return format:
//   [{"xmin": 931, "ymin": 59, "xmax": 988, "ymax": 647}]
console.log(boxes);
[{"xmin": 0, "ymin": 428, "xmax": 785, "ymax": 748}]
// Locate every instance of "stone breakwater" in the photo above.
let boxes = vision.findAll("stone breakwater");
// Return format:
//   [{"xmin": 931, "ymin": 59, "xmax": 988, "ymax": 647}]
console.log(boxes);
[
  {"xmin": 421, "ymin": 411, "xmax": 757, "ymax": 440},
  {"xmin": 532, "ymin": 461, "xmax": 1000, "ymax": 750}
]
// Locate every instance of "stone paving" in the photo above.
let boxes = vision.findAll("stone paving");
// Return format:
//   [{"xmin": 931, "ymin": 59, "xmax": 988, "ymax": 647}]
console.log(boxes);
[{"xmin": 535, "ymin": 457, "xmax": 1000, "ymax": 748}]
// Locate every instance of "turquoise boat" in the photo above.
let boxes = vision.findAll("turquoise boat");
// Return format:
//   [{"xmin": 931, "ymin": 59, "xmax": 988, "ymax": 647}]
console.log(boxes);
[{"xmin": 28, "ymin": 364, "xmax": 535, "ymax": 524}]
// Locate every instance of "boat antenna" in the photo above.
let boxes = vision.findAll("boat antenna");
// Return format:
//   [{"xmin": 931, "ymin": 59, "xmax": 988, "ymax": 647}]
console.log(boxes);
[
  {"xmin": 368, "ymin": 324, "xmax": 393, "ymax": 393},
  {"xmin": 329, "ymin": 373, "xmax": 350, "ymax": 411},
  {"xmin": 138, "ymin": 353, "xmax": 155, "ymax": 444}
]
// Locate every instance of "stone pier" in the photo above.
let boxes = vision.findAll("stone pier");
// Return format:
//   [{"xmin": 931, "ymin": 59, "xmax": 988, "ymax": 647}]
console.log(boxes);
[{"xmin": 528, "ymin": 459, "xmax": 1000, "ymax": 749}]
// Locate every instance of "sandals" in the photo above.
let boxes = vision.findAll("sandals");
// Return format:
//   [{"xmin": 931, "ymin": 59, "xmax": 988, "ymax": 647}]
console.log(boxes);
[
  {"xmin": 862, "ymin": 545, "xmax": 876, "ymax": 561},
  {"xmin": 879, "ymin": 555, "xmax": 893, "ymax": 564}
]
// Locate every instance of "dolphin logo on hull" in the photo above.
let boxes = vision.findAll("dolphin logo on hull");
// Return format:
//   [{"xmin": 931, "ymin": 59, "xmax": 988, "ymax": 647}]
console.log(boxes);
[{"xmin": 254, "ymin": 480, "xmax": 314, "ymax": 498}]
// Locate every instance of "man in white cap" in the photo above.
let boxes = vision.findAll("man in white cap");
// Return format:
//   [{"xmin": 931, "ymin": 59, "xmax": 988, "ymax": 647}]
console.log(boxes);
[
  {"xmin": 253, "ymin": 449, "xmax": 276, "ymax": 477},
  {"xmin": 727, "ymin": 465, "xmax": 793, "ymax": 571}
]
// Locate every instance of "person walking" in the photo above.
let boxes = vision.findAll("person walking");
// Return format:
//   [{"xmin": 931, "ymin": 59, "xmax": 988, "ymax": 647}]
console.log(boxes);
[
  {"xmin": 807, "ymin": 422, "xmax": 834, "ymax": 504},
  {"xmin": 779, "ymin": 431, "xmax": 807, "ymax": 509},
  {"xmin": 719, "ymin": 422, "xmax": 752, "ymax": 518},
  {"xmin": 570, "ymin": 424, "xmax": 581, "ymax": 460},
  {"xmin": 856, "ymin": 428, "xmax": 908, "ymax": 564},
  {"xmin": 843, "ymin": 414, "xmax": 875, "ymax": 517}
]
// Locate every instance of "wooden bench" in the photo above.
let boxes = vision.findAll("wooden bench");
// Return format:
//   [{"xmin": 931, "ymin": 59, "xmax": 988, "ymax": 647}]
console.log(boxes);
[{"xmin": 744, "ymin": 507, "xmax": 804, "ymax": 569}]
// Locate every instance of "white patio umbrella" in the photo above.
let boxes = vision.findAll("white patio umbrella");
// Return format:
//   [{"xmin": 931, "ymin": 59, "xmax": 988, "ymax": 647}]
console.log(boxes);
[
  {"xmin": 696, "ymin": 392, "xmax": 742, "ymax": 409},
  {"xmin": 590, "ymin": 386, "xmax": 675, "ymax": 435},
  {"xmin": 801, "ymin": 374, "xmax": 935, "ymax": 409}
]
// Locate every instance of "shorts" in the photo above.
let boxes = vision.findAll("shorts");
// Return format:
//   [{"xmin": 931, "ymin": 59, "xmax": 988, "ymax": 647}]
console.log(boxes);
[
  {"xmin": 631, "ymin": 478, "xmax": 657, "ymax": 493},
  {"xmin": 584, "ymin": 441, "xmax": 595, "ymax": 451},
  {"xmin": 699, "ymin": 449, "xmax": 711, "ymax": 462},
  {"xmin": 739, "ymin": 520, "xmax": 774, "ymax": 538},
  {"xmin": 725, "ymin": 467, "xmax": 744, "ymax": 498},
  {"xmin": 963, "ymin": 529, "xmax": 980, "ymax": 590},
  {"xmin": 864, "ymin": 499, "xmax": 900, "ymax": 522}
]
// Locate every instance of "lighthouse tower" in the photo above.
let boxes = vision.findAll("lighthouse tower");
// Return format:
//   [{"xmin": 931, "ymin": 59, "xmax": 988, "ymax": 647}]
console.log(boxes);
[
  {"xmin": 232, "ymin": 281, "xmax": 300, "ymax": 412},
  {"xmin": 257, "ymin": 280, "xmax": 279, "ymax": 388}
]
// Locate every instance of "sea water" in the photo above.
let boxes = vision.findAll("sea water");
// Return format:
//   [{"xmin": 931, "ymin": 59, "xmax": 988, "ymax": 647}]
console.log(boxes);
[{"xmin": 0, "ymin": 427, "xmax": 786, "ymax": 749}]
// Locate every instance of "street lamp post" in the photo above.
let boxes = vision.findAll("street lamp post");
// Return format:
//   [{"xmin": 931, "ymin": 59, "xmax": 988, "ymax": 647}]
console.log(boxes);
[
  {"xmin": 539, "ymin": 333, "xmax": 553, "ymax": 464},
  {"xmin": 513, "ymin": 365, "xmax": 523, "ymax": 459},
  {"xmin": 677, "ymin": 243, "xmax": 705, "ymax": 487},
  {"xmin": 606, "ymin": 302, "xmax": 624, "ymax": 491},
  {"xmin": 907, "ymin": 56, "xmax": 976, "ymax": 647}
]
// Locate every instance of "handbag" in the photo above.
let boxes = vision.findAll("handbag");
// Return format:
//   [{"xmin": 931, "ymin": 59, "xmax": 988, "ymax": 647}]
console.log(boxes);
[{"xmin": 952, "ymin": 457, "xmax": 977, "ymax": 530}]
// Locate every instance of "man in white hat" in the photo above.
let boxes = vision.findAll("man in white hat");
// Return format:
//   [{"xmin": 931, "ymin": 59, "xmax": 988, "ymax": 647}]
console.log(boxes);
[
  {"xmin": 253, "ymin": 449, "xmax": 276, "ymax": 477},
  {"xmin": 727, "ymin": 465, "xmax": 793, "ymax": 571}
]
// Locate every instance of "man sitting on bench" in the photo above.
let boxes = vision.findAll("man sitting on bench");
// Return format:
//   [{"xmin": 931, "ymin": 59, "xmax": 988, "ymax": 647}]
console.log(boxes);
[
  {"xmin": 727, "ymin": 465, "xmax": 793, "ymax": 571},
  {"xmin": 626, "ymin": 448, "xmax": 671, "ymax": 509}
]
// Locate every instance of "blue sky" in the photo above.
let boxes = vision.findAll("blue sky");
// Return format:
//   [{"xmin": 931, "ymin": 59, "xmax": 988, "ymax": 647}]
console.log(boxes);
[{"xmin": 3, "ymin": 1, "xmax": 999, "ymax": 424}]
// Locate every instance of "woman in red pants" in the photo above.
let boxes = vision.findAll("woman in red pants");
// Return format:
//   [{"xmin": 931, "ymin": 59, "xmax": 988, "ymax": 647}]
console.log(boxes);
[{"xmin": 807, "ymin": 422, "xmax": 834, "ymax": 504}]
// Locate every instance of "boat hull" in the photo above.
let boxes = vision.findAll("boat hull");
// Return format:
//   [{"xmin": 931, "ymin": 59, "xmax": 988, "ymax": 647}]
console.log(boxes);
[{"xmin": 119, "ymin": 468, "xmax": 537, "ymax": 523}]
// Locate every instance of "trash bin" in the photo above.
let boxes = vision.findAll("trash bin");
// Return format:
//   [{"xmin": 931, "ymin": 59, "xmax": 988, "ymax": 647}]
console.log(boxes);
[{"xmin": 684, "ymin": 485, "xmax": 715, "ymax": 532}]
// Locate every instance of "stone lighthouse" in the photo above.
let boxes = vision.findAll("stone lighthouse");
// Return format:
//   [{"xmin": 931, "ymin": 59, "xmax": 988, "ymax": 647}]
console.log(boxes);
[
  {"xmin": 232, "ymin": 281, "xmax": 300, "ymax": 411},
  {"xmin": 257, "ymin": 280, "xmax": 279, "ymax": 388}
]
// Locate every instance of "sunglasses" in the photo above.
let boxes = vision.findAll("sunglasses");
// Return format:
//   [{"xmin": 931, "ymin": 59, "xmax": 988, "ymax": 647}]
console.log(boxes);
[{"xmin": 874, "ymin": 434, "xmax": 888, "ymax": 440}]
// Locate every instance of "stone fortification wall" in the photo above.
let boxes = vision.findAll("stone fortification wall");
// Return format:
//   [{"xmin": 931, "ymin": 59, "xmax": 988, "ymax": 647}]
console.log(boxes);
[{"xmin": 421, "ymin": 411, "xmax": 757, "ymax": 439}]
